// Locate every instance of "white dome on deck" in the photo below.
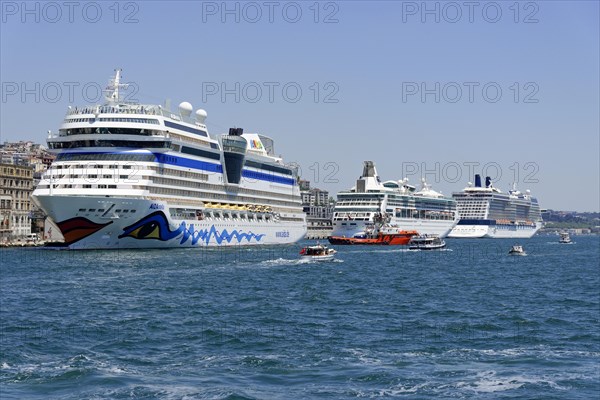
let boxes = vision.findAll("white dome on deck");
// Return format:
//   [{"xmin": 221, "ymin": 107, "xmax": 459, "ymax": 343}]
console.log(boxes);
[
  {"xmin": 179, "ymin": 102, "xmax": 193, "ymax": 116},
  {"xmin": 196, "ymin": 109, "xmax": 207, "ymax": 123}
]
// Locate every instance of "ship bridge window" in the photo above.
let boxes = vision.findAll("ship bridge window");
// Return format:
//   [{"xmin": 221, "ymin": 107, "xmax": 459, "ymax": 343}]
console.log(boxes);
[
  {"xmin": 181, "ymin": 146, "xmax": 221, "ymax": 160},
  {"xmin": 49, "ymin": 140, "xmax": 170, "ymax": 150},
  {"xmin": 164, "ymin": 120, "xmax": 208, "ymax": 137},
  {"xmin": 65, "ymin": 117, "xmax": 160, "ymax": 124},
  {"xmin": 60, "ymin": 127, "xmax": 162, "ymax": 136},
  {"xmin": 244, "ymin": 160, "xmax": 293, "ymax": 175},
  {"xmin": 56, "ymin": 153, "xmax": 156, "ymax": 163}
]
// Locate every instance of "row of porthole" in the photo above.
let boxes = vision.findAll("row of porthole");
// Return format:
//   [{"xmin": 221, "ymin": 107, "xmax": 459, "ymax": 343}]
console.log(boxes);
[{"xmin": 77, "ymin": 208, "xmax": 137, "ymax": 214}]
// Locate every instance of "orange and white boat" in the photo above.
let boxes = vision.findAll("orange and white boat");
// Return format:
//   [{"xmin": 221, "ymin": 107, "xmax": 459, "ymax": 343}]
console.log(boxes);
[{"xmin": 328, "ymin": 229, "xmax": 418, "ymax": 245}]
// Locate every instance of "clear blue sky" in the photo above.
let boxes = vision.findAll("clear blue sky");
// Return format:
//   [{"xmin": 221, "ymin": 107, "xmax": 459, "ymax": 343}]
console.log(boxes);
[{"xmin": 1, "ymin": 1, "xmax": 598, "ymax": 211}]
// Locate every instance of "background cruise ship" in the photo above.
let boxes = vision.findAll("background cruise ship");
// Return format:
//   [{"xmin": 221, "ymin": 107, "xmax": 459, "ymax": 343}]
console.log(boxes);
[
  {"xmin": 32, "ymin": 70, "xmax": 306, "ymax": 249},
  {"xmin": 330, "ymin": 161, "xmax": 458, "ymax": 238},
  {"xmin": 448, "ymin": 174, "xmax": 543, "ymax": 238}
]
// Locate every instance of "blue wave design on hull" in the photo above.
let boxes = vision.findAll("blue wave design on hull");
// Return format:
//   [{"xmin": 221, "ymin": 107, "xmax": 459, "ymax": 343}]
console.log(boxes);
[
  {"xmin": 179, "ymin": 224, "xmax": 265, "ymax": 245},
  {"xmin": 118, "ymin": 211, "xmax": 265, "ymax": 245}
]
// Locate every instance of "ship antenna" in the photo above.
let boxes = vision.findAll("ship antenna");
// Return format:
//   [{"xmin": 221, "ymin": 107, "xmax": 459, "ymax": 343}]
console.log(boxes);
[{"xmin": 104, "ymin": 68, "xmax": 129, "ymax": 104}]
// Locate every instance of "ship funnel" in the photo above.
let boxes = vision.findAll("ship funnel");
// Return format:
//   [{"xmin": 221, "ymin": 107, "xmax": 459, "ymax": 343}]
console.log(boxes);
[
  {"xmin": 485, "ymin": 176, "xmax": 491, "ymax": 188},
  {"xmin": 221, "ymin": 133, "xmax": 247, "ymax": 185},
  {"xmin": 356, "ymin": 161, "xmax": 381, "ymax": 193},
  {"xmin": 474, "ymin": 174, "xmax": 482, "ymax": 187},
  {"xmin": 362, "ymin": 161, "xmax": 377, "ymax": 178}
]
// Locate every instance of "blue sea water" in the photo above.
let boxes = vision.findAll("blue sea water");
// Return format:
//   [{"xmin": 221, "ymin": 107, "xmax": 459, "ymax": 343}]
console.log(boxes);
[{"xmin": 1, "ymin": 236, "xmax": 599, "ymax": 399}]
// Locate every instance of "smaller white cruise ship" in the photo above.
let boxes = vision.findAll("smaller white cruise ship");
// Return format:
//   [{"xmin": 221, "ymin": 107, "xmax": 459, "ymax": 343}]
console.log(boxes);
[
  {"xmin": 448, "ymin": 174, "xmax": 543, "ymax": 239},
  {"xmin": 330, "ymin": 161, "xmax": 458, "ymax": 238}
]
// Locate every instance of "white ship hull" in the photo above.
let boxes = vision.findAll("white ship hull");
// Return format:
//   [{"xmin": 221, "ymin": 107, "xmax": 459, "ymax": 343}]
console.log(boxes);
[
  {"xmin": 451, "ymin": 174, "xmax": 543, "ymax": 240},
  {"xmin": 331, "ymin": 218, "xmax": 457, "ymax": 238},
  {"xmin": 448, "ymin": 222, "xmax": 542, "ymax": 239},
  {"xmin": 31, "ymin": 70, "xmax": 308, "ymax": 250},
  {"xmin": 33, "ymin": 195, "xmax": 306, "ymax": 249}
]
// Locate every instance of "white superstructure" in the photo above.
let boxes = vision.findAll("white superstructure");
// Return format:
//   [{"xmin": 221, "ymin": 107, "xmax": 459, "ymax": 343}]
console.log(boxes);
[
  {"xmin": 32, "ymin": 70, "xmax": 306, "ymax": 249},
  {"xmin": 331, "ymin": 161, "xmax": 458, "ymax": 238},
  {"xmin": 448, "ymin": 174, "xmax": 543, "ymax": 238}
]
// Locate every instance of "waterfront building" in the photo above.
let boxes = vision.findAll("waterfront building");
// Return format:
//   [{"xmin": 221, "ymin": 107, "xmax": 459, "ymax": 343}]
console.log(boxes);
[
  {"xmin": 300, "ymin": 180, "xmax": 335, "ymax": 239},
  {"xmin": 0, "ymin": 163, "xmax": 34, "ymax": 240}
]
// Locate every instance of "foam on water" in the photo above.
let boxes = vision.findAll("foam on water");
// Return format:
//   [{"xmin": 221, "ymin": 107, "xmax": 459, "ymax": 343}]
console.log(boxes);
[{"xmin": 1, "ymin": 236, "xmax": 598, "ymax": 399}]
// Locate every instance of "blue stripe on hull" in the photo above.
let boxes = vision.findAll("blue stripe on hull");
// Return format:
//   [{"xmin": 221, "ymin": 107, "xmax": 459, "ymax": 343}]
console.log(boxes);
[
  {"xmin": 56, "ymin": 151, "xmax": 295, "ymax": 186},
  {"xmin": 154, "ymin": 153, "xmax": 223, "ymax": 173},
  {"xmin": 458, "ymin": 219, "xmax": 496, "ymax": 225},
  {"xmin": 242, "ymin": 169, "xmax": 295, "ymax": 186},
  {"xmin": 458, "ymin": 219, "xmax": 537, "ymax": 227}
]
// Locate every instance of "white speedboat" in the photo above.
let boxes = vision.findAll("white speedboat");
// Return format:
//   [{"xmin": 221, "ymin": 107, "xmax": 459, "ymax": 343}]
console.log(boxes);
[
  {"xmin": 508, "ymin": 245, "xmax": 526, "ymax": 255},
  {"xmin": 299, "ymin": 244, "xmax": 337, "ymax": 261},
  {"xmin": 408, "ymin": 234, "xmax": 446, "ymax": 250},
  {"xmin": 559, "ymin": 232, "xmax": 572, "ymax": 244}
]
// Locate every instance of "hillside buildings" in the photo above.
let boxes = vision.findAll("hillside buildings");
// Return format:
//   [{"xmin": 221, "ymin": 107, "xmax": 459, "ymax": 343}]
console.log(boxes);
[{"xmin": 0, "ymin": 141, "xmax": 55, "ymax": 241}]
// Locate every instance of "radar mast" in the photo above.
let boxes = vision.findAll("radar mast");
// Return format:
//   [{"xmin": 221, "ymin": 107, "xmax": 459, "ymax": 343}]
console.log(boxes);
[{"xmin": 104, "ymin": 68, "xmax": 129, "ymax": 104}]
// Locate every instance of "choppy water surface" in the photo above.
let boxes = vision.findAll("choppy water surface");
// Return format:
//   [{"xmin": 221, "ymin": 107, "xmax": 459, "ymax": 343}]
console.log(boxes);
[{"xmin": 1, "ymin": 236, "xmax": 599, "ymax": 399}]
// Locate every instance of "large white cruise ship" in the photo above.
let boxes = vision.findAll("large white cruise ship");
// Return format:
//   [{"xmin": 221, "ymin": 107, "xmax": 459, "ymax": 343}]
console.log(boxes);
[
  {"xmin": 448, "ymin": 174, "xmax": 543, "ymax": 238},
  {"xmin": 32, "ymin": 70, "xmax": 306, "ymax": 249},
  {"xmin": 330, "ymin": 161, "xmax": 458, "ymax": 238}
]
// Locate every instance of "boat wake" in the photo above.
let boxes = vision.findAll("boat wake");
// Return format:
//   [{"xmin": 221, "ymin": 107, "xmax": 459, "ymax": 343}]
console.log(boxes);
[
  {"xmin": 340, "ymin": 248, "xmax": 413, "ymax": 254},
  {"xmin": 260, "ymin": 257, "xmax": 343, "ymax": 266},
  {"xmin": 408, "ymin": 248, "xmax": 453, "ymax": 252},
  {"xmin": 341, "ymin": 248, "xmax": 453, "ymax": 254}
]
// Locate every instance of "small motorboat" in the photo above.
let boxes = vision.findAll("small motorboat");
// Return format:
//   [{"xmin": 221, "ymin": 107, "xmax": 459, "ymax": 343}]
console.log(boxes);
[
  {"xmin": 508, "ymin": 245, "xmax": 527, "ymax": 256},
  {"xmin": 559, "ymin": 232, "xmax": 572, "ymax": 244},
  {"xmin": 299, "ymin": 244, "xmax": 337, "ymax": 261},
  {"xmin": 408, "ymin": 234, "xmax": 446, "ymax": 250}
]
